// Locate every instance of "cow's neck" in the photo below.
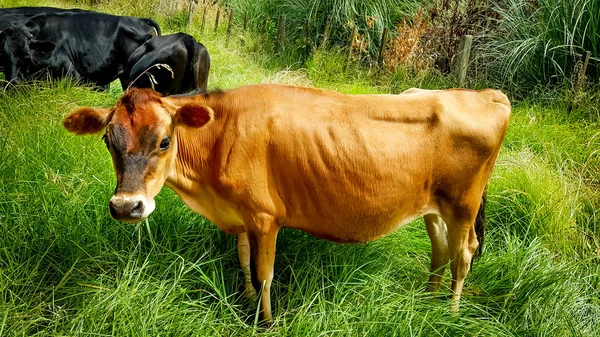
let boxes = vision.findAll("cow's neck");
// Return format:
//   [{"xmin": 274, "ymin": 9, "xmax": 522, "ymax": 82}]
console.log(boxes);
[
  {"xmin": 163, "ymin": 97, "xmax": 245, "ymax": 231},
  {"xmin": 165, "ymin": 94, "xmax": 228, "ymax": 194}
]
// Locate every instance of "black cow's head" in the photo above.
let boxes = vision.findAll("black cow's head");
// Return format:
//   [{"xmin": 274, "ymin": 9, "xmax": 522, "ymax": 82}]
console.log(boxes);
[{"xmin": 0, "ymin": 26, "xmax": 55, "ymax": 83}]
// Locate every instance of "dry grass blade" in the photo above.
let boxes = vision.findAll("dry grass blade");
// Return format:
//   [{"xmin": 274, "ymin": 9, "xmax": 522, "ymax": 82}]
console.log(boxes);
[{"xmin": 126, "ymin": 63, "xmax": 175, "ymax": 92}]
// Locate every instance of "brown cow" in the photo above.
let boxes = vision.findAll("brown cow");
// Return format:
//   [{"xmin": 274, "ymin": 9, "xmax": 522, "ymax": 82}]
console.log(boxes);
[{"xmin": 63, "ymin": 84, "xmax": 511, "ymax": 324}]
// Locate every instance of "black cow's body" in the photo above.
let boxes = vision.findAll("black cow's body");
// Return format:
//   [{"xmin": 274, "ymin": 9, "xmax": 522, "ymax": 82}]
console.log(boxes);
[
  {"xmin": 0, "ymin": 7, "xmax": 77, "ymax": 30},
  {"xmin": 0, "ymin": 10, "xmax": 160, "ymax": 86},
  {"xmin": 121, "ymin": 33, "xmax": 209, "ymax": 95},
  {"xmin": 0, "ymin": 7, "xmax": 84, "ymax": 75}
]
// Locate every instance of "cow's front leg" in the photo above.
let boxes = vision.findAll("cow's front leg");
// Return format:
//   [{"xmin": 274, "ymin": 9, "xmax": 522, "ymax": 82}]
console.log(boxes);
[
  {"xmin": 245, "ymin": 213, "xmax": 280, "ymax": 325},
  {"xmin": 237, "ymin": 232, "xmax": 257, "ymax": 300}
]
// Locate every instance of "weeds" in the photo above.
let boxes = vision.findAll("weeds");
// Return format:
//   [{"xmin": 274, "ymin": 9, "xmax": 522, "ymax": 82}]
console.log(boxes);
[
  {"xmin": 384, "ymin": 8, "xmax": 431, "ymax": 72},
  {"xmin": 476, "ymin": 0, "xmax": 600, "ymax": 94}
]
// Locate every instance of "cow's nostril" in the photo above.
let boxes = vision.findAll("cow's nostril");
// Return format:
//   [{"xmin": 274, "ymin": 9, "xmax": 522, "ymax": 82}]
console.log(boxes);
[
  {"xmin": 109, "ymin": 200, "xmax": 119, "ymax": 217},
  {"xmin": 131, "ymin": 201, "xmax": 144, "ymax": 218}
]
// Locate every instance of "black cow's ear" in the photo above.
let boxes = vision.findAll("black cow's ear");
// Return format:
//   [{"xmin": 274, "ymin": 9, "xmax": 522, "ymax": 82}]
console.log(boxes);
[{"xmin": 30, "ymin": 40, "xmax": 55, "ymax": 53}]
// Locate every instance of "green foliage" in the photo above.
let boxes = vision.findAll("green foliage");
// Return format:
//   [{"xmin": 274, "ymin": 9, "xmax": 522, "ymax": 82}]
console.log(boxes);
[
  {"xmin": 226, "ymin": 0, "xmax": 600, "ymax": 97},
  {"xmin": 490, "ymin": 104, "xmax": 600, "ymax": 255},
  {"xmin": 476, "ymin": 0, "xmax": 600, "ymax": 94},
  {"xmin": 163, "ymin": 11, "xmax": 189, "ymax": 31},
  {"xmin": 224, "ymin": 0, "xmax": 423, "ymax": 57}
]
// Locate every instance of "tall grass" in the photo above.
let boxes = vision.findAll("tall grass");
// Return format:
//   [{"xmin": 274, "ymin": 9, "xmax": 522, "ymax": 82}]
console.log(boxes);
[
  {"xmin": 1, "ymin": 58, "xmax": 600, "ymax": 337},
  {"xmin": 225, "ymin": 0, "xmax": 600, "ymax": 98},
  {"xmin": 476, "ymin": 0, "xmax": 600, "ymax": 94},
  {"xmin": 224, "ymin": 0, "xmax": 423, "ymax": 62}
]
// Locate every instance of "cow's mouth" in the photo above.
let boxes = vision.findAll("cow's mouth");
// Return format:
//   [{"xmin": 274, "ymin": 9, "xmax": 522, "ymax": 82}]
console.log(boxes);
[{"xmin": 108, "ymin": 194, "xmax": 155, "ymax": 223}]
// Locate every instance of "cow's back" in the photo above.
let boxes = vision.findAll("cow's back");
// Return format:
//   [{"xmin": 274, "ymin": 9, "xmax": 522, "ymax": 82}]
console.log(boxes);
[
  {"xmin": 26, "ymin": 12, "xmax": 156, "ymax": 85},
  {"xmin": 0, "ymin": 7, "xmax": 68, "ymax": 16},
  {"xmin": 0, "ymin": 7, "xmax": 86, "ymax": 31}
]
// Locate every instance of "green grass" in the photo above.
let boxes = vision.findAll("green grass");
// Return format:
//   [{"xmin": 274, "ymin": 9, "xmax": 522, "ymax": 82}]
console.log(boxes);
[
  {"xmin": 1, "ymin": 0, "xmax": 600, "ymax": 335},
  {"xmin": 476, "ymin": 0, "xmax": 600, "ymax": 95},
  {"xmin": 223, "ymin": 0, "xmax": 422, "ymax": 57}
]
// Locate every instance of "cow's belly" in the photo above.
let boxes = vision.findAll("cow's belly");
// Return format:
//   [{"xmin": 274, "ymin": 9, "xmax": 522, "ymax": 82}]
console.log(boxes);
[
  {"xmin": 272, "ymin": 157, "xmax": 436, "ymax": 242},
  {"xmin": 285, "ymin": 199, "xmax": 437, "ymax": 243}
]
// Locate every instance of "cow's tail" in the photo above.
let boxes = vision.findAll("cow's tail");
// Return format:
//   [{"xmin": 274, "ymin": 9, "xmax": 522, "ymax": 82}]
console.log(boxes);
[
  {"xmin": 473, "ymin": 186, "xmax": 487, "ymax": 259},
  {"xmin": 141, "ymin": 18, "xmax": 161, "ymax": 36}
]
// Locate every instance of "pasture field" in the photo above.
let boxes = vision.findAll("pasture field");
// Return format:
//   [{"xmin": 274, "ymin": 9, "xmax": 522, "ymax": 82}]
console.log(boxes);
[{"xmin": 1, "ymin": 1, "xmax": 600, "ymax": 336}]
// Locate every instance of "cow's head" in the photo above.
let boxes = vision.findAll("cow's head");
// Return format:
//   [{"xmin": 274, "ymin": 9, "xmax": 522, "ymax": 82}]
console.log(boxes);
[
  {"xmin": 63, "ymin": 88, "xmax": 214, "ymax": 222},
  {"xmin": 0, "ymin": 27, "xmax": 32, "ymax": 83},
  {"xmin": 0, "ymin": 26, "xmax": 55, "ymax": 83}
]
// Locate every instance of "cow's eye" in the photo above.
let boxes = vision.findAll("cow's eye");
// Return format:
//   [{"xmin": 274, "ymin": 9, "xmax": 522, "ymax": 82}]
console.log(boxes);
[
  {"xmin": 102, "ymin": 134, "xmax": 109, "ymax": 148},
  {"xmin": 160, "ymin": 137, "xmax": 170, "ymax": 150}
]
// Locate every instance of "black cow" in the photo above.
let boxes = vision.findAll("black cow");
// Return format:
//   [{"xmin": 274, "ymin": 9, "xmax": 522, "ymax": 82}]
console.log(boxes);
[
  {"xmin": 0, "ymin": 7, "xmax": 86, "ymax": 76},
  {"xmin": 121, "ymin": 33, "xmax": 210, "ymax": 95},
  {"xmin": 0, "ymin": 7, "xmax": 79, "ymax": 30},
  {"xmin": 0, "ymin": 11, "xmax": 160, "ymax": 86}
]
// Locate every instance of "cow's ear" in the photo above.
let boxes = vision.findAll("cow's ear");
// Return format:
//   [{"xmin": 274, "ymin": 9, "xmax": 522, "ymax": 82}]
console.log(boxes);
[
  {"xmin": 63, "ymin": 107, "xmax": 111, "ymax": 135},
  {"xmin": 30, "ymin": 39, "xmax": 55, "ymax": 53},
  {"xmin": 175, "ymin": 104, "xmax": 214, "ymax": 128}
]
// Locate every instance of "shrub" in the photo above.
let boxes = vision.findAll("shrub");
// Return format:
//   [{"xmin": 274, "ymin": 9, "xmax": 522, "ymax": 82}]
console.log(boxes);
[{"xmin": 224, "ymin": 0, "xmax": 423, "ymax": 58}]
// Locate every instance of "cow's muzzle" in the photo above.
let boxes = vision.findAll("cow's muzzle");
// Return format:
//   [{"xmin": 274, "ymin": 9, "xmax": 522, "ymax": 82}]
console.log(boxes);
[{"xmin": 109, "ymin": 194, "xmax": 155, "ymax": 222}]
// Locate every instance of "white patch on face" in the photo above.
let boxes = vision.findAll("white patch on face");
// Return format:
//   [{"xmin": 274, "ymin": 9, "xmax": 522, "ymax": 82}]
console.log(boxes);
[{"xmin": 141, "ymin": 197, "xmax": 156, "ymax": 219}]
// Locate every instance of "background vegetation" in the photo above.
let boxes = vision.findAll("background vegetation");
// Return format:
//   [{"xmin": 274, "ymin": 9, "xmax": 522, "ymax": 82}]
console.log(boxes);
[
  {"xmin": 1, "ymin": 0, "xmax": 599, "ymax": 336},
  {"xmin": 223, "ymin": 0, "xmax": 600, "ymax": 98},
  {"xmin": 476, "ymin": 0, "xmax": 600, "ymax": 92}
]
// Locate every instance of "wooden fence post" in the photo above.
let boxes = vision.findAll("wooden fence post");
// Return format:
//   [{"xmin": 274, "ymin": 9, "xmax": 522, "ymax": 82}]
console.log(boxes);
[
  {"xmin": 226, "ymin": 9, "xmax": 234, "ymax": 44},
  {"xmin": 214, "ymin": 7, "xmax": 220, "ymax": 34},
  {"xmin": 261, "ymin": 15, "xmax": 268, "ymax": 34},
  {"xmin": 377, "ymin": 28, "xmax": 388, "ymax": 68},
  {"xmin": 320, "ymin": 17, "xmax": 332, "ymax": 49},
  {"xmin": 454, "ymin": 35, "xmax": 473, "ymax": 86},
  {"xmin": 301, "ymin": 19, "xmax": 308, "ymax": 45},
  {"xmin": 346, "ymin": 25, "xmax": 358, "ymax": 71},
  {"xmin": 243, "ymin": 12, "xmax": 248, "ymax": 31},
  {"xmin": 275, "ymin": 15, "xmax": 285, "ymax": 52},
  {"xmin": 573, "ymin": 51, "xmax": 591, "ymax": 94},
  {"xmin": 568, "ymin": 50, "xmax": 592, "ymax": 112},
  {"xmin": 187, "ymin": 0, "xmax": 196, "ymax": 27},
  {"xmin": 200, "ymin": 7, "xmax": 207, "ymax": 34}
]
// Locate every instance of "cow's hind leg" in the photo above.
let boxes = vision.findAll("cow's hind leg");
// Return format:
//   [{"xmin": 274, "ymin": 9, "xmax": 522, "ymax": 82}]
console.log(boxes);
[
  {"xmin": 425, "ymin": 214, "xmax": 449, "ymax": 293},
  {"xmin": 446, "ymin": 212, "xmax": 479, "ymax": 312},
  {"xmin": 237, "ymin": 232, "xmax": 257, "ymax": 300}
]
